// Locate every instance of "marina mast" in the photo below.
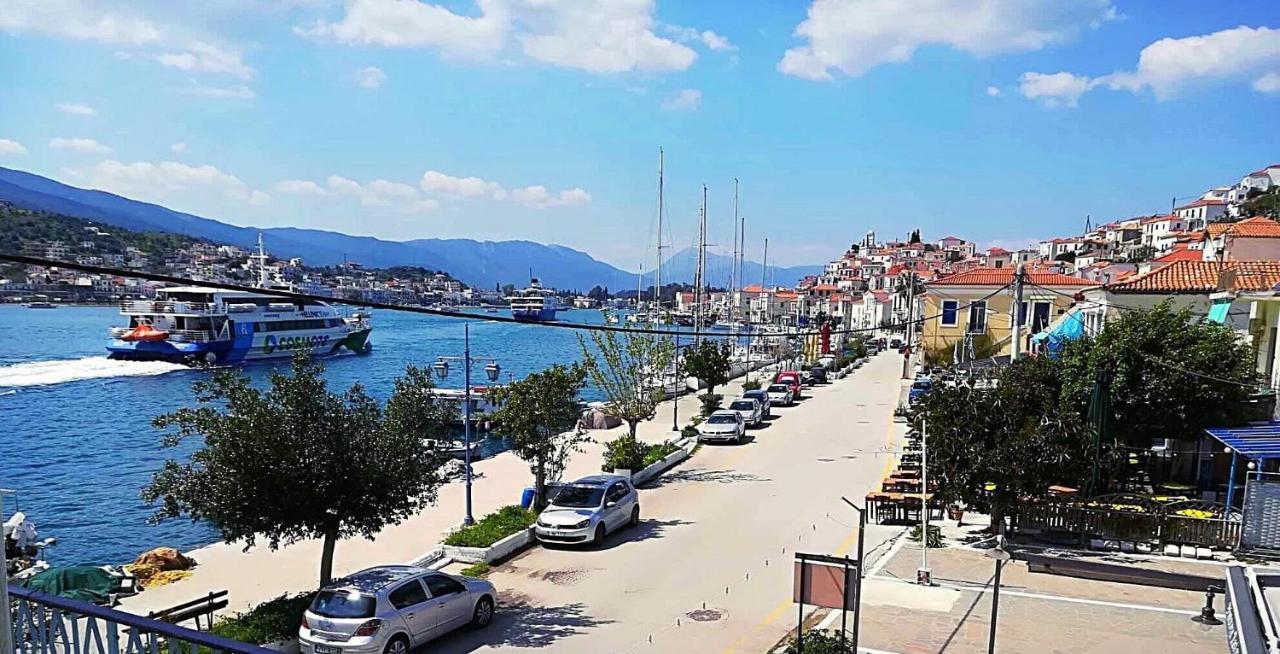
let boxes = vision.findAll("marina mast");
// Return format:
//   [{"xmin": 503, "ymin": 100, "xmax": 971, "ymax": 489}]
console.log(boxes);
[
  {"xmin": 694, "ymin": 185, "xmax": 708, "ymax": 340},
  {"xmin": 655, "ymin": 148, "xmax": 665, "ymax": 320}
]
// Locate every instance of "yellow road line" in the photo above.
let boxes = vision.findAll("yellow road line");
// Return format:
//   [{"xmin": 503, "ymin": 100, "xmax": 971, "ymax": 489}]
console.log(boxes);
[{"xmin": 720, "ymin": 598, "xmax": 793, "ymax": 654}]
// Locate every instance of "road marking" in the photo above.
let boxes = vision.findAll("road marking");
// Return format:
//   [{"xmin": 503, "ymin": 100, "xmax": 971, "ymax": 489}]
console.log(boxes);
[{"xmin": 869, "ymin": 574, "xmax": 1199, "ymax": 616}]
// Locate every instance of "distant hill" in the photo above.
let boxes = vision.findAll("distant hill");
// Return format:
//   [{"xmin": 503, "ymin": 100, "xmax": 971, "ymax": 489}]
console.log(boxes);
[
  {"xmin": 654, "ymin": 247, "xmax": 824, "ymax": 289},
  {"xmin": 0, "ymin": 167, "xmax": 821, "ymax": 290}
]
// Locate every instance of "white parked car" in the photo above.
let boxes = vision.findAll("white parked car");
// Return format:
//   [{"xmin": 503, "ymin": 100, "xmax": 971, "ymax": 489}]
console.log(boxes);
[
  {"xmin": 727, "ymin": 397, "xmax": 763, "ymax": 428},
  {"xmin": 766, "ymin": 383, "xmax": 794, "ymax": 407},
  {"xmin": 698, "ymin": 410, "xmax": 745, "ymax": 444},
  {"xmin": 741, "ymin": 389, "xmax": 772, "ymax": 418},
  {"xmin": 534, "ymin": 474, "xmax": 640, "ymax": 548},
  {"xmin": 299, "ymin": 565, "xmax": 495, "ymax": 654}
]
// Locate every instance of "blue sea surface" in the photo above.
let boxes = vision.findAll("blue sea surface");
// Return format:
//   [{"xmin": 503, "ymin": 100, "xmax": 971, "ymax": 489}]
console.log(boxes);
[{"xmin": 0, "ymin": 304, "xmax": 665, "ymax": 565}]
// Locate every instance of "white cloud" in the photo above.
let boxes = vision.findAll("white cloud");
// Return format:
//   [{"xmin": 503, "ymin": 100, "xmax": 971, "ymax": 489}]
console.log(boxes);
[
  {"xmin": 0, "ymin": 0, "xmax": 163, "ymax": 46},
  {"xmin": 778, "ymin": 0, "xmax": 1117, "ymax": 80},
  {"xmin": 170, "ymin": 141, "xmax": 187, "ymax": 153},
  {"xmin": 421, "ymin": 170, "xmax": 506, "ymax": 199},
  {"xmin": 298, "ymin": 0, "xmax": 696, "ymax": 73},
  {"xmin": 356, "ymin": 66, "xmax": 388, "ymax": 89},
  {"xmin": 666, "ymin": 25, "xmax": 737, "ymax": 52},
  {"xmin": 1256, "ymin": 72, "xmax": 1280, "ymax": 94},
  {"xmin": 275, "ymin": 179, "xmax": 327, "ymax": 195},
  {"xmin": 49, "ymin": 137, "xmax": 113, "ymax": 154},
  {"xmin": 87, "ymin": 159, "xmax": 263, "ymax": 204},
  {"xmin": 0, "ymin": 139, "xmax": 29, "ymax": 156},
  {"xmin": 985, "ymin": 85, "xmax": 1002, "ymax": 96},
  {"xmin": 1018, "ymin": 71, "xmax": 1096, "ymax": 107},
  {"xmin": 156, "ymin": 42, "xmax": 254, "ymax": 80},
  {"xmin": 182, "ymin": 82, "xmax": 256, "ymax": 100},
  {"xmin": 2, "ymin": 1, "xmax": 254, "ymax": 82},
  {"xmin": 511, "ymin": 185, "xmax": 591, "ymax": 208},
  {"xmin": 1020, "ymin": 25, "xmax": 1280, "ymax": 104},
  {"xmin": 661, "ymin": 88, "xmax": 701, "ymax": 111},
  {"xmin": 56, "ymin": 102, "xmax": 96, "ymax": 116}
]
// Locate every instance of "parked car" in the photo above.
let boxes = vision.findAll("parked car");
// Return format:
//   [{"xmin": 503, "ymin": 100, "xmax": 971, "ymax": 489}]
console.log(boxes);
[
  {"xmin": 534, "ymin": 474, "xmax": 639, "ymax": 547},
  {"xmin": 299, "ymin": 565, "xmax": 495, "ymax": 654},
  {"xmin": 728, "ymin": 397, "xmax": 764, "ymax": 427},
  {"xmin": 866, "ymin": 342, "xmax": 881, "ymax": 355},
  {"xmin": 774, "ymin": 370, "xmax": 803, "ymax": 399},
  {"xmin": 741, "ymin": 388, "xmax": 772, "ymax": 418},
  {"xmin": 698, "ymin": 410, "xmax": 745, "ymax": 444},
  {"xmin": 766, "ymin": 383, "xmax": 794, "ymax": 407},
  {"xmin": 908, "ymin": 379, "xmax": 933, "ymax": 404},
  {"xmin": 809, "ymin": 365, "xmax": 828, "ymax": 384},
  {"xmin": 890, "ymin": 338, "xmax": 903, "ymax": 349}
]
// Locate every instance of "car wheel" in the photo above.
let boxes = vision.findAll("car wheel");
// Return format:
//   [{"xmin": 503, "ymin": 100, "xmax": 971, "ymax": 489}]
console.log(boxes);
[
  {"xmin": 629, "ymin": 505, "xmax": 640, "ymax": 528},
  {"xmin": 592, "ymin": 523, "xmax": 607, "ymax": 548},
  {"xmin": 471, "ymin": 596, "xmax": 495, "ymax": 629},
  {"xmin": 383, "ymin": 634, "xmax": 409, "ymax": 654}
]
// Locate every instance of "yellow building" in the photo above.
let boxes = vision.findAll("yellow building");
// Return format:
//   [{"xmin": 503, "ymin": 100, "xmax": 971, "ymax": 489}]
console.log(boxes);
[{"xmin": 922, "ymin": 268, "xmax": 1092, "ymax": 360}]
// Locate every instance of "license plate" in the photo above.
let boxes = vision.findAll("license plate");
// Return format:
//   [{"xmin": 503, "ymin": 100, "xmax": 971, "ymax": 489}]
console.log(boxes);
[{"xmin": 314, "ymin": 645, "xmax": 341, "ymax": 654}]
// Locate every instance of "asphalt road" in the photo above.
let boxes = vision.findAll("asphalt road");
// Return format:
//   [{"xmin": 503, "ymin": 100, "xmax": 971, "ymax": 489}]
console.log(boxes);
[{"xmin": 429, "ymin": 352, "xmax": 908, "ymax": 654}]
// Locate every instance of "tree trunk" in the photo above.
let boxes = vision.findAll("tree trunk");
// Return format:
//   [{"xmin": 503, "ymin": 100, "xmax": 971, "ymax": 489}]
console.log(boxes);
[
  {"xmin": 534, "ymin": 455, "xmax": 547, "ymax": 511},
  {"xmin": 628, "ymin": 420, "xmax": 638, "ymax": 439},
  {"xmin": 319, "ymin": 528, "xmax": 338, "ymax": 587}
]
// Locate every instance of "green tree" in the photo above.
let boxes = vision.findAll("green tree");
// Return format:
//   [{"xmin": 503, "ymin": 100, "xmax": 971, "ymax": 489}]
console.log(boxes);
[
  {"xmin": 488, "ymin": 364, "xmax": 588, "ymax": 510},
  {"xmin": 1058, "ymin": 302, "xmax": 1257, "ymax": 450},
  {"xmin": 683, "ymin": 339, "xmax": 732, "ymax": 396},
  {"xmin": 143, "ymin": 355, "xmax": 450, "ymax": 586},
  {"xmin": 1244, "ymin": 188, "xmax": 1280, "ymax": 219},
  {"xmin": 577, "ymin": 327, "xmax": 675, "ymax": 439},
  {"xmin": 915, "ymin": 356, "xmax": 1090, "ymax": 532}
]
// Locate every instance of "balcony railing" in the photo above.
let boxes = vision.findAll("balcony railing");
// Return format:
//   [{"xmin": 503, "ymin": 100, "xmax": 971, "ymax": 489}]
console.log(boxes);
[
  {"xmin": 119, "ymin": 301, "xmax": 216, "ymax": 315},
  {"xmin": 8, "ymin": 584, "xmax": 271, "ymax": 654},
  {"xmin": 107, "ymin": 328, "xmax": 218, "ymax": 343}
]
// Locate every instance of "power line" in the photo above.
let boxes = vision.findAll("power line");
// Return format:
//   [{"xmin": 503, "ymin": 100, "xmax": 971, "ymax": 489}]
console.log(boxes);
[{"xmin": 0, "ymin": 252, "xmax": 1009, "ymax": 339}]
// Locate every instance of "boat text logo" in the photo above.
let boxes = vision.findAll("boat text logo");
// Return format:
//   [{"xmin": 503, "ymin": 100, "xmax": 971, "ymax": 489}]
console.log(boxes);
[{"xmin": 264, "ymin": 334, "xmax": 330, "ymax": 353}]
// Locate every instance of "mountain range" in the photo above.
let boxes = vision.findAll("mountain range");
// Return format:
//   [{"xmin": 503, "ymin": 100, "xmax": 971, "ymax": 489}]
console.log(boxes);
[{"xmin": 0, "ymin": 167, "xmax": 824, "ymax": 290}]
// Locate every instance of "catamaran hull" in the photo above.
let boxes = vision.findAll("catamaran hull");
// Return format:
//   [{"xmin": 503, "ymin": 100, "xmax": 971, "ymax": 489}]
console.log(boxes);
[
  {"xmin": 107, "ymin": 328, "xmax": 373, "ymax": 365},
  {"xmin": 511, "ymin": 306, "xmax": 557, "ymax": 322}
]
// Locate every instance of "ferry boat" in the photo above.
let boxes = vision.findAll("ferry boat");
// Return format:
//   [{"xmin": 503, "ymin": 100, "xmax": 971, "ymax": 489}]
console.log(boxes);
[
  {"xmin": 510, "ymin": 278, "xmax": 559, "ymax": 322},
  {"xmin": 106, "ymin": 287, "xmax": 373, "ymax": 365},
  {"xmin": 106, "ymin": 236, "xmax": 372, "ymax": 365}
]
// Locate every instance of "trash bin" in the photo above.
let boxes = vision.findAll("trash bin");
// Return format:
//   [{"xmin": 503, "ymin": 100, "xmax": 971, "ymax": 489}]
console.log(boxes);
[{"xmin": 520, "ymin": 486, "xmax": 536, "ymax": 509}]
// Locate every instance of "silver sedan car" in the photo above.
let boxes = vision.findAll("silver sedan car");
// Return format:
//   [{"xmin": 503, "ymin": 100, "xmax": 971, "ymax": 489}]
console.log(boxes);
[
  {"xmin": 535, "ymin": 474, "xmax": 640, "ymax": 547},
  {"xmin": 299, "ymin": 565, "xmax": 496, "ymax": 654}
]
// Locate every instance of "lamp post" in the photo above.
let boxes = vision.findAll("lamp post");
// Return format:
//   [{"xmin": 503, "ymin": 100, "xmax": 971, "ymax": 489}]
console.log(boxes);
[
  {"xmin": 433, "ymin": 323, "xmax": 500, "ymax": 526},
  {"xmin": 986, "ymin": 534, "xmax": 1012, "ymax": 654},
  {"xmin": 840, "ymin": 497, "xmax": 867, "ymax": 654},
  {"xmin": 672, "ymin": 330, "xmax": 681, "ymax": 432}
]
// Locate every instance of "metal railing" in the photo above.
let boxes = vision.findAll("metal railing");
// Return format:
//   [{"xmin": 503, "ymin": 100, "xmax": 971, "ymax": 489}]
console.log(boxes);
[
  {"xmin": 1018, "ymin": 494, "xmax": 1242, "ymax": 550},
  {"xmin": 106, "ymin": 329, "xmax": 217, "ymax": 343},
  {"xmin": 8, "ymin": 585, "xmax": 271, "ymax": 654},
  {"xmin": 119, "ymin": 301, "xmax": 216, "ymax": 315}
]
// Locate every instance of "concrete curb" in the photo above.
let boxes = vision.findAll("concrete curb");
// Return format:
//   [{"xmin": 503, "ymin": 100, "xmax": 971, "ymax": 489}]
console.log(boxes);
[
  {"xmin": 632, "ymin": 438, "xmax": 694, "ymax": 486},
  {"xmin": 441, "ymin": 527, "xmax": 536, "ymax": 564}
]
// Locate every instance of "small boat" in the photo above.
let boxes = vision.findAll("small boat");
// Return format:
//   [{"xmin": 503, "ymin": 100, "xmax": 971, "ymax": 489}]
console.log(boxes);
[
  {"xmin": 120, "ymin": 323, "xmax": 170, "ymax": 342},
  {"xmin": 25, "ymin": 302, "xmax": 57, "ymax": 309},
  {"xmin": 423, "ymin": 439, "xmax": 484, "ymax": 460}
]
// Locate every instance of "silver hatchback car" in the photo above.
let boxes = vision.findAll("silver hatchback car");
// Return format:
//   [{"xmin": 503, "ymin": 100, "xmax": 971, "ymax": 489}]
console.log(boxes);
[
  {"xmin": 535, "ymin": 474, "xmax": 640, "ymax": 547},
  {"xmin": 299, "ymin": 566, "xmax": 496, "ymax": 654}
]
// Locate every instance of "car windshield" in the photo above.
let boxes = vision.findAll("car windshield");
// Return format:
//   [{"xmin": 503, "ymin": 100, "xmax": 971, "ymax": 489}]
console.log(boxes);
[
  {"xmin": 768, "ymin": 385, "xmax": 788, "ymax": 393},
  {"xmin": 311, "ymin": 589, "xmax": 376, "ymax": 619},
  {"xmin": 913, "ymin": 381, "xmax": 932, "ymax": 390},
  {"xmin": 550, "ymin": 485, "xmax": 606, "ymax": 508},
  {"xmin": 730, "ymin": 401, "xmax": 755, "ymax": 411},
  {"xmin": 708, "ymin": 414, "xmax": 738, "ymax": 424}
]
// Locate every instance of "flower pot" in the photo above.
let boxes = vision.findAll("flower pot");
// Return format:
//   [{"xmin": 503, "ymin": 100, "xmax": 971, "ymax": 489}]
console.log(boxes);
[{"xmin": 947, "ymin": 506, "xmax": 964, "ymax": 524}]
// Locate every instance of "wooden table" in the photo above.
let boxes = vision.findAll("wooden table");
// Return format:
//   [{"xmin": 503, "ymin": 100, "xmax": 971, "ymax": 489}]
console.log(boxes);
[{"xmin": 865, "ymin": 491, "xmax": 940, "ymax": 524}]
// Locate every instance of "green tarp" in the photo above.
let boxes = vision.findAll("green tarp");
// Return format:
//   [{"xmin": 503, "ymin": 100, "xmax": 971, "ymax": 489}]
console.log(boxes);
[{"xmin": 20, "ymin": 566, "xmax": 122, "ymax": 604}]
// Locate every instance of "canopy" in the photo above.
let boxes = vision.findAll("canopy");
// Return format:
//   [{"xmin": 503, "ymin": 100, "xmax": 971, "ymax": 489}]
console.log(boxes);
[
  {"xmin": 1031, "ymin": 310, "xmax": 1086, "ymax": 357},
  {"xmin": 1205, "ymin": 422, "xmax": 1280, "ymax": 460},
  {"xmin": 1206, "ymin": 301, "xmax": 1231, "ymax": 324}
]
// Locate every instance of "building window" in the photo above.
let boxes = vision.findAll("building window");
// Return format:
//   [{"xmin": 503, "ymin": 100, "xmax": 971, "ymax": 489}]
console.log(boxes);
[
  {"xmin": 941, "ymin": 300, "xmax": 958, "ymax": 326},
  {"xmin": 968, "ymin": 301, "xmax": 987, "ymax": 333}
]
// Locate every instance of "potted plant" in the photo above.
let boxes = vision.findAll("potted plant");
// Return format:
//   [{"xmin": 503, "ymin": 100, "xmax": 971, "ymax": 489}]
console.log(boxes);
[{"xmin": 947, "ymin": 504, "xmax": 965, "ymax": 525}]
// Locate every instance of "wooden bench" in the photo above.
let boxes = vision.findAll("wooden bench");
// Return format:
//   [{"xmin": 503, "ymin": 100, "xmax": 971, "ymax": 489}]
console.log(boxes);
[{"xmin": 147, "ymin": 590, "xmax": 230, "ymax": 631}]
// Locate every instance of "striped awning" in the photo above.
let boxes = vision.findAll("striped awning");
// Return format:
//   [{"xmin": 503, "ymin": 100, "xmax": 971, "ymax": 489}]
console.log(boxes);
[{"xmin": 1205, "ymin": 422, "xmax": 1280, "ymax": 459}]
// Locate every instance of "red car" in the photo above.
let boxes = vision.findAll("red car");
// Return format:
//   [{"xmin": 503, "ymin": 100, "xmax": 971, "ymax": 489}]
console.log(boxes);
[{"xmin": 774, "ymin": 370, "xmax": 803, "ymax": 399}]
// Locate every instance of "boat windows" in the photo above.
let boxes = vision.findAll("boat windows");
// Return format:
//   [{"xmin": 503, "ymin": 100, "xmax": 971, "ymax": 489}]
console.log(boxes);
[{"xmin": 252, "ymin": 319, "xmax": 333, "ymax": 332}]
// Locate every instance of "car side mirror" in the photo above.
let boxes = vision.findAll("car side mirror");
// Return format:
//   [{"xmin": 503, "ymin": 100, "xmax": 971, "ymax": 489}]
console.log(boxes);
[{"xmin": 605, "ymin": 500, "xmax": 617, "ymax": 508}]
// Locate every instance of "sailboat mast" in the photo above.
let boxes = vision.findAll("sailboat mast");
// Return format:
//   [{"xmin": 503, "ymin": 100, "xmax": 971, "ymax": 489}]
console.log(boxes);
[
  {"xmin": 655, "ymin": 148, "xmax": 664, "ymax": 318},
  {"xmin": 694, "ymin": 185, "xmax": 707, "ymax": 340},
  {"xmin": 761, "ymin": 237, "xmax": 769, "ymax": 326},
  {"xmin": 730, "ymin": 178, "xmax": 739, "ymax": 327}
]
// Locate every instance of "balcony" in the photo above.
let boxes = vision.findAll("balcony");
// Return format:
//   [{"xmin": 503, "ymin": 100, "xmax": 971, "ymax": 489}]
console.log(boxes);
[
  {"xmin": 119, "ymin": 300, "xmax": 216, "ymax": 315},
  {"xmin": 7, "ymin": 584, "xmax": 269, "ymax": 654}
]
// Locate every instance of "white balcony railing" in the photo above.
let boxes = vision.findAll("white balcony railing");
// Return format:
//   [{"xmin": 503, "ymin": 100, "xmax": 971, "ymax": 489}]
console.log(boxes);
[{"xmin": 119, "ymin": 300, "xmax": 216, "ymax": 315}]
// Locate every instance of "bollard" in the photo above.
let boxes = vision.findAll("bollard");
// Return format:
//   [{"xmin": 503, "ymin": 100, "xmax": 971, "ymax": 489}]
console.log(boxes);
[{"xmin": 1192, "ymin": 587, "xmax": 1223, "ymax": 626}]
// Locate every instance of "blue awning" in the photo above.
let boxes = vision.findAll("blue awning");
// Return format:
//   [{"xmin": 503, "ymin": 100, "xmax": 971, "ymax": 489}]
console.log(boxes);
[
  {"xmin": 1205, "ymin": 422, "xmax": 1280, "ymax": 459},
  {"xmin": 1031, "ymin": 310, "xmax": 1086, "ymax": 357},
  {"xmin": 1206, "ymin": 301, "xmax": 1230, "ymax": 324}
]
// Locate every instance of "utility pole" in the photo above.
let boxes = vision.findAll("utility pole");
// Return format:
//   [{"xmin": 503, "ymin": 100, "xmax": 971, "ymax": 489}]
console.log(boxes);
[
  {"xmin": 1010, "ymin": 262, "xmax": 1025, "ymax": 360},
  {"xmin": 901, "ymin": 272, "xmax": 915, "ymax": 379}
]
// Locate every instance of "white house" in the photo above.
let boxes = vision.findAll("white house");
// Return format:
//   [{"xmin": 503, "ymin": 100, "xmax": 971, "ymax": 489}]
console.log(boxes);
[{"xmin": 1173, "ymin": 199, "xmax": 1226, "ymax": 231}]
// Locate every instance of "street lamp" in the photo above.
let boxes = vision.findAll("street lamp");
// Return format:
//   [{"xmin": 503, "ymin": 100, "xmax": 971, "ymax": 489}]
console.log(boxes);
[
  {"xmin": 433, "ymin": 322, "xmax": 500, "ymax": 526},
  {"xmin": 671, "ymin": 330, "xmax": 681, "ymax": 432},
  {"xmin": 985, "ymin": 535, "xmax": 1012, "ymax": 654}
]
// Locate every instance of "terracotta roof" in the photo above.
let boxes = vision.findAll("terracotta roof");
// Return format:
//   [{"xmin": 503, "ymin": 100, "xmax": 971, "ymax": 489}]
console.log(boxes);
[
  {"xmin": 986, "ymin": 247, "xmax": 1010, "ymax": 255},
  {"xmin": 1141, "ymin": 214, "xmax": 1178, "ymax": 224},
  {"xmin": 812, "ymin": 284, "xmax": 839, "ymax": 292},
  {"xmin": 1106, "ymin": 261, "xmax": 1280, "ymax": 294},
  {"xmin": 774, "ymin": 290, "xmax": 798, "ymax": 300},
  {"xmin": 1225, "ymin": 217, "xmax": 1280, "ymax": 238},
  {"xmin": 741, "ymin": 284, "xmax": 764, "ymax": 293},
  {"xmin": 1175, "ymin": 198, "xmax": 1226, "ymax": 210},
  {"xmin": 871, "ymin": 290, "xmax": 890, "ymax": 302},
  {"xmin": 1152, "ymin": 249, "xmax": 1203, "ymax": 263},
  {"xmin": 928, "ymin": 267, "xmax": 1091, "ymax": 287}
]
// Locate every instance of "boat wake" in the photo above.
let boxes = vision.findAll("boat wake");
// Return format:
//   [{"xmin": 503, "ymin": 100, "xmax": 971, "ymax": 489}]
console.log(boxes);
[{"xmin": 0, "ymin": 357, "xmax": 189, "ymax": 388}]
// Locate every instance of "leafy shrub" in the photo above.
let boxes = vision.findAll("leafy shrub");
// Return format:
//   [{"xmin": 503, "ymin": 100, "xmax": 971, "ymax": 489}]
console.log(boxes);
[
  {"xmin": 443, "ymin": 505, "xmax": 535, "ymax": 548},
  {"xmin": 681, "ymin": 425, "xmax": 699, "ymax": 440},
  {"xmin": 780, "ymin": 631, "xmax": 852, "ymax": 654},
  {"xmin": 741, "ymin": 379, "xmax": 762, "ymax": 391},
  {"xmin": 601, "ymin": 435, "xmax": 647, "ymax": 472},
  {"xmin": 642, "ymin": 441, "xmax": 681, "ymax": 467},
  {"xmin": 909, "ymin": 524, "xmax": 942, "ymax": 548},
  {"xmin": 699, "ymin": 393, "xmax": 723, "ymax": 417},
  {"xmin": 211, "ymin": 593, "xmax": 316, "ymax": 645},
  {"xmin": 459, "ymin": 561, "xmax": 491, "ymax": 578}
]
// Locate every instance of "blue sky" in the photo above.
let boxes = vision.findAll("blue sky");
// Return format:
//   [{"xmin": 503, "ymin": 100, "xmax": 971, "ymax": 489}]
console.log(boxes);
[{"xmin": 1, "ymin": 1, "xmax": 1277, "ymax": 269}]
